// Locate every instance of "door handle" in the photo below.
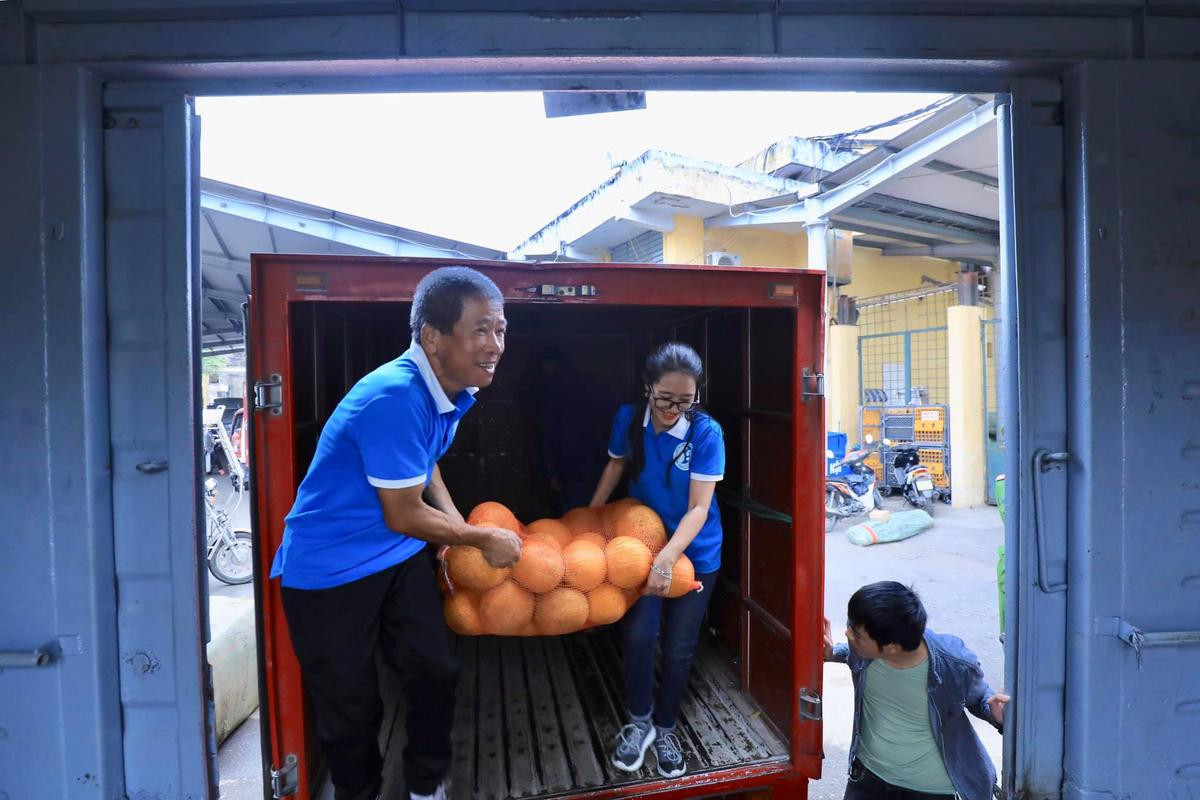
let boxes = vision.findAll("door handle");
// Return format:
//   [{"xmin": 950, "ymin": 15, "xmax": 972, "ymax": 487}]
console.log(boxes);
[
  {"xmin": 0, "ymin": 649, "xmax": 53, "ymax": 667},
  {"xmin": 1032, "ymin": 450, "xmax": 1069, "ymax": 593}
]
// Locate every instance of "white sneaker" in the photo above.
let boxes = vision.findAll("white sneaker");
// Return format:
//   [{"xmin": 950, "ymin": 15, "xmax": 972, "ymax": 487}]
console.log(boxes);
[
  {"xmin": 611, "ymin": 722, "xmax": 657, "ymax": 772},
  {"xmin": 410, "ymin": 779, "xmax": 449, "ymax": 800}
]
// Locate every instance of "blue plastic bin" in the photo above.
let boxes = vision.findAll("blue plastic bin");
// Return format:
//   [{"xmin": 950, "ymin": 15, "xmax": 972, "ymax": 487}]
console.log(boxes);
[{"xmin": 826, "ymin": 431, "xmax": 848, "ymax": 476}]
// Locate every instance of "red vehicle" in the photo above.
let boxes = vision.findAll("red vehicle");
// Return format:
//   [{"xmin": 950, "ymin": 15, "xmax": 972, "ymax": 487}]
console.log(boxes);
[{"xmin": 249, "ymin": 256, "xmax": 826, "ymax": 800}]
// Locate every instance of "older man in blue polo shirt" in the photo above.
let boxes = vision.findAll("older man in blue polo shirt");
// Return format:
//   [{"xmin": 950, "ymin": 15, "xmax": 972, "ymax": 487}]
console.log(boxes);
[{"xmin": 271, "ymin": 266, "xmax": 521, "ymax": 800}]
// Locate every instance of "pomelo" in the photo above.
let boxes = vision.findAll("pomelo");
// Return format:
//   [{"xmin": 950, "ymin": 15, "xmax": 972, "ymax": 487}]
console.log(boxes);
[
  {"xmin": 445, "ymin": 545, "xmax": 509, "ymax": 591},
  {"xmin": 511, "ymin": 538, "xmax": 565, "ymax": 594},
  {"xmin": 600, "ymin": 498, "xmax": 642, "ymax": 538},
  {"xmin": 479, "ymin": 580, "xmax": 534, "ymax": 635},
  {"xmin": 605, "ymin": 536, "xmax": 652, "ymax": 589},
  {"xmin": 444, "ymin": 591, "xmax": 484, "ymax": 635},
  {"xmin": 615, "ymin": 505, "xmax": 668, "ymax": 553},
  {"xmin": 562, "ymin": 540, "xmax": 607, "ymax": 592},
  {"xmin": 534, "ymin": 588, "xmax": 590, "ymax": 636},
  {"xmin": 526, "ymin": 518, "xmax": 573, "ymax": 549},
  {"xmin": 586, "ymin": 584, "xmax": 628, "ymax": 626},
  {"xmin": 664, "ymin": 554, "xmax": 700, "ymax": 598},
  {"xmin": 561, "ymin": 506, "xmax": 603, "ymax": 536},
  {"xmin": 467, "ymin": 501, "xmax": 521, "ymax": 534}
]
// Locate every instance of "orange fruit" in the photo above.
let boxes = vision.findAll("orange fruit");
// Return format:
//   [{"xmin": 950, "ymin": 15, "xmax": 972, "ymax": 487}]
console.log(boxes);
[
  {"xmin": 600, "ymin": 498, "xmax": 642, "ymax": 539},
  {"xmin": 664, "ymin": 555, "xmax": 698, "ymax": 598},
  {"xmin": 562, "ymin": 540, "xmax": 607, "ymax": 592},
  {"xmin": 586, "ymin": 584, "xmax": 628, "ymax": 626},
  {"xmin": 615, "ymin": 505, "xmax": 668, "ymax": 553},
  {"xmin": 534, "ymin": 588, "xmax": 590, "ymax": 636},
  {"xmin": 478, "ymin": 580, "xmax": 534, "ymax": 635},
  {"xmin": 561, "ymin": 507, "xmax": 604, "ymax": 536},
  {"xmin": 572, "ymin": 531, "xmax": 608, "ymax": 550},
  {"xmin": 526, "ymin": 518, "xmax": 573, "ymax": 549},
  {"xmin": 467, "ymin": 501, "xmax": 521, "ymax": 534},
  {"xmin": 605, "ymin": 536, "xmax": 652, "ymax": 589},
  {"xmin": 445, "ymin": 545, "xmax": 509, "ymax": 591},
  {"xmin": 511, "ymin": 538, "xmax": 565, "ymax": 594},
  {"xmin": 444, "ymin": 591, "xmax": 484, "ymax": 635}
]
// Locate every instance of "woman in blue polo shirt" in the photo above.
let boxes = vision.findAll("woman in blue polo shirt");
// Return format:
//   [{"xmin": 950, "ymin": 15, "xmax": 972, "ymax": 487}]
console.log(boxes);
[{"xmin": 589, "ymin": 342, "xmax": 725, "ymax": 780}]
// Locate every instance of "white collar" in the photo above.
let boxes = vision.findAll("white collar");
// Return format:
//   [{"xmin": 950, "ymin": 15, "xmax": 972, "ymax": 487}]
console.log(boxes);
[
  {"xmin": 406, "ymin": 345, "xmax": 478, "ymax": 414},
  {"xmin": 643, "ymin": 404, "xmax": 691, "ymax": 440}
]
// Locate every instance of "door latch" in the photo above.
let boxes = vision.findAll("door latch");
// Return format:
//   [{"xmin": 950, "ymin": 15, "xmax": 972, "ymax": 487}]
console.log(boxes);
[
  {"xmin": 799, "ymin": 687, "xmax": 822, "ymax": 721},
  {"xmin": 271, "ymin": 753, "xmax": 299, "ymax": 797},
  {"xmin": 801, "ymin": 368, "xmax": 825, "ymax": 400},
  {"xmin": 254, "ymin": 374, "xmax": 284, "ymax": 416}
]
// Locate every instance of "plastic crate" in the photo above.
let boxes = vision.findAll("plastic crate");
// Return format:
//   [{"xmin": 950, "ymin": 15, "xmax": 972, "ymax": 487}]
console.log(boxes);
[
  {"xmin": 827, "ymin": 432, "xmax": 848, "ymax": 476},
  {"xmin": 918, "ymin": 447, "xmax": 950, "ymax": 487},
  {"xmin": 913, "ymin": 405, "xmax": 949, "ymax": 444},
  {"xmin": 882, "ymin": 415, "xmax": 915, "ymax": 443},
  {"xmin": 864, "ymin": 452, "xmax": 884, "ymax": 485}
]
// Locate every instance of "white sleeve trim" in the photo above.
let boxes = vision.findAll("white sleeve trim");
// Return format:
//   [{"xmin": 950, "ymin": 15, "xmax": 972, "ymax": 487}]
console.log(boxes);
[
  {"xmin": 690, "ymin": 472, "xmax": 724, "ymax": 482},
  {"xmin": 607, "ymin": 450, "xmax": 628, "ymax": 459},
  {"xmin": 367, "ymin": 474, "xmax": 428, "ymax": 489}
]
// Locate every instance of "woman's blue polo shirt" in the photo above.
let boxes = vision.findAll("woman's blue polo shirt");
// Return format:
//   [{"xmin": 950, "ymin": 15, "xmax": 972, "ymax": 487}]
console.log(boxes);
[
  {"xmin": 607, "ymin": 404, "xmax": 725, "ymax": 573},
  {"xmin": 271, "ymin": 346, "xmax": 476, "ymax": 589}
]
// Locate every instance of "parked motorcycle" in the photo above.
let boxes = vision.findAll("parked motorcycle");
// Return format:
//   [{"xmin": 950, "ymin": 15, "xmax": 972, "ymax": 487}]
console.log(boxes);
[
  {"xmin": 887, "ymin": 441, "xmax": 939, "ymax": 512},
  {"xmin": 202, "ymin": 419, "xmax": 253, "ymax": 585},
  {"xmin": 825, "ymin": 437, "xmax": 883, "ymax": 532},
  {"xmin": 205, "ymin": 477, "xmax": 253, "ymax": 585}
]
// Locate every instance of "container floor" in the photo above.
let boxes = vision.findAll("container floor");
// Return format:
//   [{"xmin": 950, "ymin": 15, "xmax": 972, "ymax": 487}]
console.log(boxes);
[{"xmin": 323, "ymin": 631, "xmax": 789, "ymax": 800}]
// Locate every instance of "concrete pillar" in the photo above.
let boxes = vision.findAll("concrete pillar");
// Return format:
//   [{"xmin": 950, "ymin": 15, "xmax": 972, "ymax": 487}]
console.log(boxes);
[
  {"xmin": 662, "ymin": 214, "xmax": 705, "ymax": 264},
  {"xmin": 948, "ymin": 305, "xmax": 986, "ymax": 508},
  {"xmin": 826, "ymin": 324, "xmax": 861, "ymax": 440}
]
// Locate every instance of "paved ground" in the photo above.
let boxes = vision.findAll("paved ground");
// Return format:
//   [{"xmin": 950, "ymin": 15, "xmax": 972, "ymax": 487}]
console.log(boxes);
[
  {"xmin": 214, "ymin": 495, "xmax": 1004, "ymax": 800},
  {"xmin": 811, "ymin": 496, "xmax": 1005, "ymax": 800}
]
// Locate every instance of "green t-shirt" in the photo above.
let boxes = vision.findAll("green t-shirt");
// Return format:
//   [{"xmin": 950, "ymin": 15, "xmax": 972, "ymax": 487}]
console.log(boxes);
[{"xmin": 858, "ymin": 656, "xmax": 956, "ymax": 795}]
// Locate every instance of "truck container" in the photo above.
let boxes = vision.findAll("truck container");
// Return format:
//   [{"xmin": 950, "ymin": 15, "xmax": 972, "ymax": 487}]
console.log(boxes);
[{"xmin": 249, "ymin": 255, "xmax": 827, "ymax": 800}]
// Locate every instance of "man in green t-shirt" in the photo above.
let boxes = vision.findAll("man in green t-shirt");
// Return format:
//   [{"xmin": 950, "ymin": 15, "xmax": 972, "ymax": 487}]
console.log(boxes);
[{"xmin": 824, "ymin": 582, "xmax": 1009, "ymax": 800}]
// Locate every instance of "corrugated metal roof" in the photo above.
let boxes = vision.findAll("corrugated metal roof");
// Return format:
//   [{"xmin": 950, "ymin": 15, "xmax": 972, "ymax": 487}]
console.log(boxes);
[{"xmin": 199, "ymin": 177, "xmax": 504, "ymax": 352}]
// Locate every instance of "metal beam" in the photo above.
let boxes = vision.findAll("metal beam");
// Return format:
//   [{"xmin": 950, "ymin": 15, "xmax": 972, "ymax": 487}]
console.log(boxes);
[
  {"xmin": 834, "ymin": 223, "xmax": 947, "ymax": 248},
  {"xmin": 881, "ymin": 243, "xmax": 1000, "ymax": 259},
  {"xmin": 861, "ymin": 194, "xmax": 1000, "ymax": 234},
  {"xmin": 880, "ymin": 147, "xmax": 999, "ymax": 189},
  {"xmin": 833, "ymin": 208, "xmax": 997, "ymax": 244},
  {"xmin": 804, "ymin": 100, "xmax": 997, "ymax": 223}
]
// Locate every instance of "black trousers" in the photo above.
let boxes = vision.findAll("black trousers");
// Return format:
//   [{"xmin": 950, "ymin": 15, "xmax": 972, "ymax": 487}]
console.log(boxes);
[
  {"xmin": 843, "ymin": 760, "xmax": 957, "ymax": 800},
  {"xmin": 282, "ymin": 548, "xmax": 457, "ymax": 800}
]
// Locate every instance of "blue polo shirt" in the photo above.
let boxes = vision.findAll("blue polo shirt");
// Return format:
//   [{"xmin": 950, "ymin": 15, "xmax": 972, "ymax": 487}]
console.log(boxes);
[
  {"xmin": 271, "ymin": 346, "xmax": 477, "ymax": 589},
  {"xmin": 607, "ymin": 404, "xmax": 725, "ymax": 573}
]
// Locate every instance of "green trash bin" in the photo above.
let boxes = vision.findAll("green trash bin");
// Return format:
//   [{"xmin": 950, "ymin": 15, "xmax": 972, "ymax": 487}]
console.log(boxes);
[{"xmin": 995, "ymin": 475, "xmax": 1006, "ymax": 634}]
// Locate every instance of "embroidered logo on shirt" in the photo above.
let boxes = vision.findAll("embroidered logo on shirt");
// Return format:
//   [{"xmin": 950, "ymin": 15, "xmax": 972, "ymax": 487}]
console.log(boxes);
[{"xmin": 673, "ymin": 442, "xmax": 693, "ymax": 471}]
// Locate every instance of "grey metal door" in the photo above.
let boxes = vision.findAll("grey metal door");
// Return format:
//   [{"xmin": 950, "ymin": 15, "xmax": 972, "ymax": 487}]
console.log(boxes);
[
  {"xmin": 1058, "ymin": 62, "xmax": 1200, "ymax": 800},
  {"xmin": 998, "ymin": 82, "xmax": 1071, "ymax": 800},
  {"xmin": 103, "ymin": 85, "xmax": 217, "ymax": 797},
  {"xmin": 0, "ymin": 67, "xmax": 125, "ymax": 800}
]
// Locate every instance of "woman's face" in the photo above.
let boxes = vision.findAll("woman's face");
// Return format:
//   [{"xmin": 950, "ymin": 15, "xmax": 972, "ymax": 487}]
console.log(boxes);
[{"xmin": 648, "ymin": 371, "xmax": 698, "ymax": 430}]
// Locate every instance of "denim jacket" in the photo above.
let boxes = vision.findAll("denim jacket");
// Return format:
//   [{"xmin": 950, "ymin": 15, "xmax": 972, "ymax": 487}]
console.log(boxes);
[{"xmin": 832, "ymin": 630, "xmax": 1000, "ymax": 800}]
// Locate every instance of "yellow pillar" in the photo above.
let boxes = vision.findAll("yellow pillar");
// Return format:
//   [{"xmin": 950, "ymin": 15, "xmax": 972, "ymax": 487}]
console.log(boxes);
[
  {"xmin": 826, "ymin": 324, "xmax": 861, "ymax": 440},
  {"xmin": 662, "ymin": 215, "xmax": 705, "ymax": 265},
  {"xmin": 947, "ymin": 305, "xmax": 986, "ymax": 508}
]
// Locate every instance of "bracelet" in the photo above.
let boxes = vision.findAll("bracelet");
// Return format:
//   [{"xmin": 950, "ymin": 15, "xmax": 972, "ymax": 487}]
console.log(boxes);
[{"xmin": 650, "ymin": 564, "xmax": 673, "ymax": 580}]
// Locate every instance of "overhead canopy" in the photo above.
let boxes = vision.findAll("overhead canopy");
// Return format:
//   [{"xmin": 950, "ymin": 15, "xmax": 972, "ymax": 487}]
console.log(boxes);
[
  {"xmin": 709, "ymin": 95, "xmax": 1000, "ymax": 263},
  {"xmin": 199, "ymin": 178, "xmax": 504, "ymax": 353}
]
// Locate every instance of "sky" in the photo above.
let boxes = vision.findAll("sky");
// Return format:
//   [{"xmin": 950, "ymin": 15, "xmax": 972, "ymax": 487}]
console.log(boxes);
[{"xmin": 196, "ymin": 91, "xmax": 949, "ymax": 252}]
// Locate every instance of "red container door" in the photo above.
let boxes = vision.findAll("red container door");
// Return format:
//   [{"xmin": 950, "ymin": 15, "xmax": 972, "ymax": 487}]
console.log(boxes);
[{"xmin": 250, "ymin": 257, "xmax": 826, "ymax": 799}]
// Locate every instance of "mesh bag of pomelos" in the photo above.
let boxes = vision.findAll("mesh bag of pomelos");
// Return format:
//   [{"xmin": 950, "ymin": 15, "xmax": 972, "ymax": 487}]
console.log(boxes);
[{"xmin": 439, "ymin": 498, "xmax": 702, "ymax": 636}]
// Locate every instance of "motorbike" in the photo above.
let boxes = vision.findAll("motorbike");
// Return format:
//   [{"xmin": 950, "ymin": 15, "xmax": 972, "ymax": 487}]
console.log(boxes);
[
  {"xmin": 203, "ymin": 420, "xmax": 253, "ymax": 585},
  {"xmin": 825, "ymin": 436, "xmax": 883, "ymax": 532},
  {"xmin": 886, "ymin": 441, "xmax": 939, "ymax": 512}
]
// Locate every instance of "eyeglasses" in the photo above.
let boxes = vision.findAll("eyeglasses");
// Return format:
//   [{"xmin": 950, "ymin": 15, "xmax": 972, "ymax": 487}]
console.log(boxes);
[{"xmin": 648, "ymin": 392, "xmax": 698, "ymax": 413}]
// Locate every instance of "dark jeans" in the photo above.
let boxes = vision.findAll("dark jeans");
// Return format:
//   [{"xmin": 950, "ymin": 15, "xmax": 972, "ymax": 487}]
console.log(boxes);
[
  {"xmin": 621, "ymin": 569, "xmax": 718, "ymax": 729},
  {"xmin": 281, "ymin": 547, "xmax": 457, "ymax": 800},
  {"xmin": 843, "ymin": 760, "xmax": 957, "ymax": 800}
]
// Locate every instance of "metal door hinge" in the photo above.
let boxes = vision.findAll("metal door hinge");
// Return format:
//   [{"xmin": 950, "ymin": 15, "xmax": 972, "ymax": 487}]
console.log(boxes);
[
  {"xmin": 271, "ymin": 753, "xmax": 298, "ymax": 797},
  {"xmin": 254, "ymin": 374, "xmax": 283, "ymax": 416},
  {"xmin": 518, "ymin": 283, "xmax": 598, "ymax": 299},
  {"xmin": 799, "ymin": 687, "xmax": 822, "ymax": 721},
  {"xmin": 801, "ymin": 368, "xmax": 825, "ymax": 400}
]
